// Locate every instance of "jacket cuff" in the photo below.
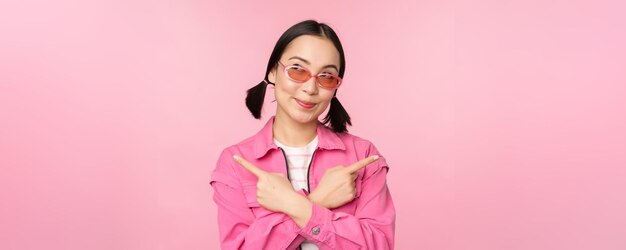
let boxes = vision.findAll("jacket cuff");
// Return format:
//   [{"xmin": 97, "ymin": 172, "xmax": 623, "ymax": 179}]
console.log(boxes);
[{"xmin": 297, "ymin": 202, "xmax": 332, "ymax": 246}]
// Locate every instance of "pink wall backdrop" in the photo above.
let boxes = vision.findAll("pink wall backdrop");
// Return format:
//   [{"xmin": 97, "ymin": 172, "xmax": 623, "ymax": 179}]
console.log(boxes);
[{"xmin": 1, "ymin": 0, "xmax": 625, "ymax": 249}]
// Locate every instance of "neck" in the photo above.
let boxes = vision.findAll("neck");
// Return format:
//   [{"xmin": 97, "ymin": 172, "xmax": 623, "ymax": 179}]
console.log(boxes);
[{"xmin": 273, "ymin": 114, "xmax": 317, "ymax": 147}]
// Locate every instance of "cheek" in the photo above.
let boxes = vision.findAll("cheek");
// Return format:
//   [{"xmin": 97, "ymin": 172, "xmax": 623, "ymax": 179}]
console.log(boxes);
[
  {"xmin": 317, "ymin": 102, "xmax": 331, "ymax": 113},
  {"xmin": 316, "ymin": 94, "xmax": 334, "ymax": 110},
  {"xmin": 275, "ymin": 76, "xmax": 300, "ymax": 95}
]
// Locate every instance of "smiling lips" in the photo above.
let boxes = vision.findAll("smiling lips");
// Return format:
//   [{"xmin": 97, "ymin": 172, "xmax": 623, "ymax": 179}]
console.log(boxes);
[{"xmin": 295, "ymin": 98, "xmax": 315, "ymax": 109}]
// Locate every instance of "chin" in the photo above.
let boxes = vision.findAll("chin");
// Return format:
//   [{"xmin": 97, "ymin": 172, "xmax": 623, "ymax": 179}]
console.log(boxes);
[
  {"xmin": 275, "ymin": 95, "xmax": 329, "ymax": 124},
  {"xmin": 288, "ymin": 110, "xmax": 320, "ymax": 124}
]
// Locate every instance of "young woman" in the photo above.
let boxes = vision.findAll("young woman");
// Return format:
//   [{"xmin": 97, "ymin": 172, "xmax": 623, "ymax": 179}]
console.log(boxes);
[{"xmin": 210, "ymin": 20, "xmax": 395, "ymax": 250}]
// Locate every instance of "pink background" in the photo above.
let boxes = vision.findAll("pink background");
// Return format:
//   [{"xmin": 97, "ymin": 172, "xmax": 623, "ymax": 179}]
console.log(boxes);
[{"xmin": 1, "ymin": 0, "xmax": 625, "ymax": 249}]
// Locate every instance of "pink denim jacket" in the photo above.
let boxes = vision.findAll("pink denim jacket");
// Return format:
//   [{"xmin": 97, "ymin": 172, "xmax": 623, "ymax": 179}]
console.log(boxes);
[{"xmin": 210, "ymin": 116, "xmax": 395, "ymax": 249}]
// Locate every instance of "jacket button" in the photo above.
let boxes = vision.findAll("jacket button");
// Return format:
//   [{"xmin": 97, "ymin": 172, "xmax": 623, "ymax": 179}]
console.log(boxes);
[{"xmin": 312, "ymin": 227, "xmax": 320, "ymax": 235}]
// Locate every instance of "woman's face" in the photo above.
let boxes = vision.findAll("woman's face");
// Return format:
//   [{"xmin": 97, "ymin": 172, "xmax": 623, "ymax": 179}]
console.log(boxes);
[{"xmin": 268, "ymin": 35, "xmax": 341, "ymax": 125}]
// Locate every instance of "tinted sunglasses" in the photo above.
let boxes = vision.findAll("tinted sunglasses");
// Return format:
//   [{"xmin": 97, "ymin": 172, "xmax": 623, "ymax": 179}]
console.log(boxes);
[{"xmin": 277, "ymin": 61, "xmax": 342, "ymax": 90}]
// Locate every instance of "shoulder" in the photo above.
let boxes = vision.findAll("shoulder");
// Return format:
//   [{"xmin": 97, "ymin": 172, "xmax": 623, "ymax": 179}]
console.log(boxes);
[
  {"xmin": 336, "ymin": 131, "xmax": 383, "ymax": 155},
  {"xmin": 335, "ymin": 131, "xmax": 389, "ymax": 177},
  {"xmin": 219, "ymin": 134, "xmax": 256, "ymax": 157},
  {"xmin": 211, "ymin": 134, "xmax": 258, "ymax": 186}
]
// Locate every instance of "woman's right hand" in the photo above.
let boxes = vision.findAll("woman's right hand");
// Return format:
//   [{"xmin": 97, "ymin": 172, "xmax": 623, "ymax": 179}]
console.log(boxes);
[{"xmin": 308, "ymin": 155, "xmax": 379, "ymax": 209}]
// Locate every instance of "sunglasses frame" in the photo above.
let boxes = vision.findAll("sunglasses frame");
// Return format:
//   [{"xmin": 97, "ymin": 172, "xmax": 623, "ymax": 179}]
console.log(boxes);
[{"xmin": 277, "ymin": 61, "xmax": 342, "ymax": 90}]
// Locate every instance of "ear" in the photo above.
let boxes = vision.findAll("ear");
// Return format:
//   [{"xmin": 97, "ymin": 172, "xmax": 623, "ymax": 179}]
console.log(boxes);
[{"xmin": 267, "ymin": 67, "xmax": 277, "ymax": 84}]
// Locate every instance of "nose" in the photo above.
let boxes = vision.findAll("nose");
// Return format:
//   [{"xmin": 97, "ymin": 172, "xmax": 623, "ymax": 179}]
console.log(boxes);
[{"xmin": 301, "ymin": 76, "xmax": 318, "ymax": 95}]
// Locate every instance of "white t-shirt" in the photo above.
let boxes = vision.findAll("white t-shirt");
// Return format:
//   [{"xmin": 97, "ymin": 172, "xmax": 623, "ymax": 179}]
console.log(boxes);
[{"xmin": 273, "ymin": 136, "xmax": 319, "ymax": 250}]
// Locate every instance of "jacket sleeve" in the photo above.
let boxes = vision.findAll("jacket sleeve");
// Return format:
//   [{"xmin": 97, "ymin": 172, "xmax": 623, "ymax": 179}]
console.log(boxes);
[
  {"xmin": 210, "ymin": 148, "xmax": 305, "ymax": 250},
  {"xmin": 296, "ymin": 143, "xmax": 396, "ymax": 249}
]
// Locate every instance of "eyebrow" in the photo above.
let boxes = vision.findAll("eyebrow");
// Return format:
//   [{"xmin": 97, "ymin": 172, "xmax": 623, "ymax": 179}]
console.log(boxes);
[{"xmin": 288, "ymin": 56, "xmax": 339, "ymax": 72}]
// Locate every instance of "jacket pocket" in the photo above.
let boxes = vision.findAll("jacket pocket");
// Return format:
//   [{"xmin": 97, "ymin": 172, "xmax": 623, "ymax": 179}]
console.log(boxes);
[
  {"xmin": 242, "ymin": 185, "xmax": 277, "ymax": 218},
  {"xmin": 243, "ymin": 185, "xmax": 260, "ymax": 207},
  {"xmin": 355, "ymin": 175, "xmax": 364, "ymax": 198}
]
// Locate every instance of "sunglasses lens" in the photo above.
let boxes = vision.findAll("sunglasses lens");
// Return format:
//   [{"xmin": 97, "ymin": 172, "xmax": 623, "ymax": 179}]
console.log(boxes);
[
  {"xmin": 318, "ymin": 74, "xmax": 340, "ymax": 89},
  {"xmin": 286, "ymin": 67, "xmax": 309, "ymax": 82},
  {"xmin": 282, "ymin": 63, "xmax": 341, "ymax": 89}
]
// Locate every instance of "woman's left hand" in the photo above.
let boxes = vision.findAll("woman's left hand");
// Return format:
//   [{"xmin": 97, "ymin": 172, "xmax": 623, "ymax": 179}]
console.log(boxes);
[{"xmin": 233, "ymin": 155, "xmax": 312, "ymax": 225}]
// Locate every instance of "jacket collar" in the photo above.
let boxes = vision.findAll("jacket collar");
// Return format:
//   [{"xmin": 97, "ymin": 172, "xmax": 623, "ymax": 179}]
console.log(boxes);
[{"xmin": 253, "ymin": 116, "xmax": 346, "ymax": 159}]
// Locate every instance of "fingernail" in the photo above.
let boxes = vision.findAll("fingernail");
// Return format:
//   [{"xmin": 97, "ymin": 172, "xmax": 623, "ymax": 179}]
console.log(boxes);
[
  {"xmin": 373, "ymin": 155, "xmax": 380, "ymax": 160},
  {"xmin": 233, "ymin": 155, "xmax": 240, "ymax": 161}
]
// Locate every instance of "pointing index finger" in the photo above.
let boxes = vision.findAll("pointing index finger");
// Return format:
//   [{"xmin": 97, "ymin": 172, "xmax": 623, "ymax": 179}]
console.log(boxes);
[
  {"xmin": 233, "ymin": 155, "xmax": 266, "ymax": 177},
  {"xmin": 346, "ymin": 155, "xmax": 380, "ymax": 173}
]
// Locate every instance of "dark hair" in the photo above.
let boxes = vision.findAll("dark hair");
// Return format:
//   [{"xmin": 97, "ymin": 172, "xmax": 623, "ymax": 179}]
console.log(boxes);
[{"xmin": 245, "ymin": 19, "xmax": 352, "ymax": 133}]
